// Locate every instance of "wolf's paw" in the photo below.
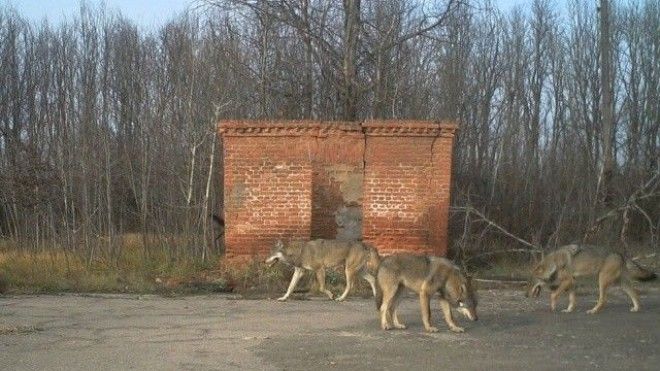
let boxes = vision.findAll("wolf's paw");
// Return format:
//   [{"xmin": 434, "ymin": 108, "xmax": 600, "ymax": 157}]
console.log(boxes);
[
  {"xmin": 393, "ymin": 323, "xmax": 407, "ymax": 329},
  {"xmin": 630, "ymin": 307, "xmax": 639, "ymax": 312},
  {"xmin": 381, "ymin": 324, "xmax": 393, "ymax": 331},
  {"xmin": 449, "ymin": 326, "xmax": 465, "ymax": 333},
  {"xmin": 335, "ymin": 296, "xmax": 346, "ymax": 302},
  {"xmin": 276, "ymin": 296, "xmax": 288, "ymax": 302},
  {"xmin": 586, "ymin": 308, "xmax": 599, "ymax": 314},
  {"xmin": 561, "ymin": 308, "xmax": 574, "ymax": 313},
  {"xmin": 425, "ymin": 326, "xmax": 439, "ymax": 333}
]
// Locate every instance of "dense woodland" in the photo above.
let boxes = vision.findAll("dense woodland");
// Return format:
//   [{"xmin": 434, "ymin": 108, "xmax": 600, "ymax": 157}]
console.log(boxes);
[{"xmin": 0, "ymin": 0, "xmax": 658, "ymax": 263}]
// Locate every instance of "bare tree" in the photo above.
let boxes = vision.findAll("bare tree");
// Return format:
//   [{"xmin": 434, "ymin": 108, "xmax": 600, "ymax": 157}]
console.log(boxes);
[
  {"xmin": 0, "ymin": 0, "xmax": 657, "ymax": 264},
  {"xmin": 598, "ymin": 0, "xmax": 615, "ymax": 206}
]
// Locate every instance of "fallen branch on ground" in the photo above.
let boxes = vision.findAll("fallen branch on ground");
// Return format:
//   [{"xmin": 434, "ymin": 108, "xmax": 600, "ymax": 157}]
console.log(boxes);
[
  {"xmin": 466, "ymin": 249, "xmax": 541, "ymax": 262},
  {"xmin": 451, "ymin": 206, "xmax": 542, "ymax": 251},
  {"xmin": 474, "ymin": 278, "xmax": 527, "ymax": 285}
]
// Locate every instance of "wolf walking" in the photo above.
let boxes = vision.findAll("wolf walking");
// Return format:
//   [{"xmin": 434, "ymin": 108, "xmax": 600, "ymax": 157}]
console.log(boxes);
[
  {"xmin": 266, "ymin": 239, "xmax": 380, "ymax": 302},
  {"xmin": 526, "ymin": 244, "xmax": 656, "ymax": 313},
  {"xmin": 375, "ymin": 253, "xmax": 478, "ymax": 333}
]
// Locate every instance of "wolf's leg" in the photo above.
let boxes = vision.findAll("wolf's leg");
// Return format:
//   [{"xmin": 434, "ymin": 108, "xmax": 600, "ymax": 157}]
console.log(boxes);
[
  {"xmin": 336, "ymin": 266, "xmax": 356, "ymax": 301},
  {"xmin": 419, "ymin": 283, "xmax": 438, "ymax": 332},
  {"xmin": 391, "ymin": 288, "xmax": 406, "ymax": 329},
  {"xmin": 361, "ymin": 272, "xmax": 377, "ymax": 297},
  {"xmin": 587, "ymin": 270, "xmax": 617, "ymax": 314},
  {"xmin": 278, "ymin": 267, "xmax": 305, "ymax": 301},
  {"xmin": 550, "ymin": 276, "xmax": 573, "ymax": 312},
  {"xmin": 588, "ymin": 255, "xmax": 625, "ymax": 314},
  {"xmin": 380, "ymin": 285, "xmax": 398, "ymax": 330},
  {"xmin": 439, "ymin": 298, "xmax": 464, "ymax": 333},
  {"xmin": 620, "ymin": 279, "xmax": 640, "ymax": 312},
  {"xmin": 315, "ymin": 269, "xmax": 334, "ymax": 300},
  {"xmin": 562, "ymin": 289, "xmax": 577, "ymax": 313},
  {"xmin": 586, "ymin": 277, "xmax": 608, "ymax": 314}
]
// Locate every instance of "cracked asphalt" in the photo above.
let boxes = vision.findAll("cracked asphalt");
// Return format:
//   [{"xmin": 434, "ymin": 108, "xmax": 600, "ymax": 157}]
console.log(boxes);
[{"xmin": 1, "ymin": 286, "xmax": 658, "ymax": 370}]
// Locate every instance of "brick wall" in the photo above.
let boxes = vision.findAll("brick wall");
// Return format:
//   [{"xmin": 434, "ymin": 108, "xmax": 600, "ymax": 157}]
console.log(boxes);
[
  {"xmin": 218, "ymin": 120, "xmax": 457, "ymax": 259},
  {"xmin": 362, "ymin": 122, "xmax": 456, "ymax": 256},
  {"xmin": 310, "ymin": 132, "xmax": 365, "ymax": 240},
  {"xmin": 221, "ymin": 123, "xmax": 314, "ymax": 259}
]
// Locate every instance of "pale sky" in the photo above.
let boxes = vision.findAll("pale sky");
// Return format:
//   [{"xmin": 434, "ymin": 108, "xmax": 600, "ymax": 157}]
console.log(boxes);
[
  {"xmin": 5, "ymin": 0, "xmax": 557, "ymax": 28},
  {"xmin": 4, "ymin": 0, "xmax": 194, "ymax": 28}
]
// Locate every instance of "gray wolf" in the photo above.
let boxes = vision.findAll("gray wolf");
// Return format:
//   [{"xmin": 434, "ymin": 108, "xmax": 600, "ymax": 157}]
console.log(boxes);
[
  {"xmin": 266, "ymin": 239, "xmax": 379, "ymax": 302},
  {"xmin": 375, "ymin": 253, "xmax": 478, "ymax": 333},
  {"xmin": 526, "ymin": 244, "xmax": 657, "ymax": 313}
]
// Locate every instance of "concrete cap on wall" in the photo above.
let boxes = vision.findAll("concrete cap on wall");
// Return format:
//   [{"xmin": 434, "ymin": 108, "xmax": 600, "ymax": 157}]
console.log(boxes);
[
  {"xmin": 218, "ymin": 120, "xmax": 362, "ymax": 137},
  {"xmin": 362, "ymin": 120, "xmax": 457, "ymax": 137},
  {"xmin": 218, "ymin": 120, "xmax": 457, "ymax": 138}
]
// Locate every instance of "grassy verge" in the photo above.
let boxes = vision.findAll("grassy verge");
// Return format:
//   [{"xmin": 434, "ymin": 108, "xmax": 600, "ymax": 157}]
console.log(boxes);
[
  {"xmin": 0, "ymin": 246, "xmax": 376, "ymax": 298},
  {"xmin": 2, "ymin": 240, "xmax": 654, "ymax": 296},
  {"xmin": 0, "ymin": 247, "xmax": 227, "ymax": 295}
]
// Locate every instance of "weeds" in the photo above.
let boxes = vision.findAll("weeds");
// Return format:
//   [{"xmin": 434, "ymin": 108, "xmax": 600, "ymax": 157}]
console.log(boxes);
[
  {"xmin": 0, "ymin": 241, "xmax": 375, "ymax": 298},
  {"xmin": 8, "ymin": 237, "xmax": 648, "ymax": 296},
  {"xmin": 0, "ymin": 244, "xmax": 221, "ymax": 295}
]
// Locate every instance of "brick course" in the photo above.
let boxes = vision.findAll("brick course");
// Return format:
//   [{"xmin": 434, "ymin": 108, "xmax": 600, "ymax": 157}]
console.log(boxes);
[{"xmin": 218, "ymin": 120, "xmax": 456, "ymax": 259}]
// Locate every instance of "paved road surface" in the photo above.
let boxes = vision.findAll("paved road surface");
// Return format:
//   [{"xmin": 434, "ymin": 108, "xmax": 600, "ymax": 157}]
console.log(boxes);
[{"xmin": 1, "ymin": 287, "xmax": 658, "ymax": 370}]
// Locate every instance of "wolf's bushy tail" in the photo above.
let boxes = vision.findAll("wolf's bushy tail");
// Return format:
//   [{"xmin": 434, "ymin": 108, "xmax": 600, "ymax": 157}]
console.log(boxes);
[
  {"xmin": 374, "ymin": 279, "xmax": 383, "ymax": 311},
  {"xmin": 626, "ymin": 260, "xmax": 657, "ymax": 281},
  {"xmin": 363, "ymin": 243, "xmax": 383, "ymax": 310},
  {"xmin": 367, "ymin": 246, "xmax": 381, "ymax": 271}
]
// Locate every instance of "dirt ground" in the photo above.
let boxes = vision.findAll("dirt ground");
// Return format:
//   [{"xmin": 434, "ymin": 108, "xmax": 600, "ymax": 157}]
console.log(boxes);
[{"xmin": 1, "ymin": 285, "xmax": 658, "ymax": 371}]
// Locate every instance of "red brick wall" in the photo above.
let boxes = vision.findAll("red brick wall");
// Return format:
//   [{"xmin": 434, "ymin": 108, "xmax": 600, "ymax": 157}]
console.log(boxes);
[
  {"xmin": 361, "ymin": 122, "xmax": 455, "ymax": 256},
  {"xmin": 218, "ymin": 120, "xmax": 456, "ymax": 259},
  {"xmin": 222, "ymin": 131, "xmax": 313, "ymax": 259},
  {"xmin": 428, "ymin": 136, "xmax": 454, "ymax": 256},
  {"xmin": 310, "ymin": 134, "xmax": 364, "ymax": 240}
]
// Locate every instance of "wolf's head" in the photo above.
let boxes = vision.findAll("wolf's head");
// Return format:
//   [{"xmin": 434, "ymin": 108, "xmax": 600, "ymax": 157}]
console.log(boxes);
[
  {"xmin": 265, "ymin": 239, "xmax": 285, "ymax": 266},
  {"xmin": 444, "ymin": 271, "xmax": 478, "ymax": 321},
  {"xmin": 525, "ymin": 261, "xmax": 558, "ymax": 298}
]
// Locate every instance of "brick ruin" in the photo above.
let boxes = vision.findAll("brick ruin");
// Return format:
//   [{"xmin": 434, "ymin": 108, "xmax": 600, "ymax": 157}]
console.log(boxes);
[{"xmin": 218, "ymin": 120, "xmax": 457, "ymax": 259}]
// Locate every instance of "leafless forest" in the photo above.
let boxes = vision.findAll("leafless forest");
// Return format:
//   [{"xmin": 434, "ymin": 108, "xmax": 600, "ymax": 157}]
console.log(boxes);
[{"xmin": 0, "ymin": 0, "xmax": 658, "ymax": 264}]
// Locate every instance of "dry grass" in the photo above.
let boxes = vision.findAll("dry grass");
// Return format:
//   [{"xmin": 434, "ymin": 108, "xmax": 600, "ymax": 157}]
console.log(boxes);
[
  {"xmin": 0, "ymin": 235, "xmax": 227, "ymax": 295},
  {"xmin": 4, "ymin": 236, "xmax": 652, "ymax": 296},
  {"xmin": 0, "ymin": 239, "xmax": 375, "ymax": 298},
  {"xmin": 0, "ymin": 235, "xmax": 296, "ymax": 296},
  {"xmin": 0, "ymin": 248, "xmax": 201, "ymax": 294}
]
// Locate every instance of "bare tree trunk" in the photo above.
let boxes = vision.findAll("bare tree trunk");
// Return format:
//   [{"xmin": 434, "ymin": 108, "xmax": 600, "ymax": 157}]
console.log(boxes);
[
  {"xmin": 301, "ymin": 0, "xmax": 314, "ymax": 119},
  {"xmin": 342, "ymin": 0, "xmax": 361, "ymax": 120},
  {"xmin": 201, "ymin": 132, "xmax": 217, "ymax": 261},
  {"xmin": 598, "ymin": 0, "xmax": 615, "ymax": 206}
]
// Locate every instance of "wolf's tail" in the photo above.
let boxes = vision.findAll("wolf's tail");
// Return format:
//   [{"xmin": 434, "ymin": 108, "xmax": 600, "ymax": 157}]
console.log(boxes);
[
  {"xmin": 626, "ymin": 260, "xmax": 657, "ymax": 281},
  {"xmin": 366, "ymin": 245, "xmax": 382, "ymax": 272},
  {"xmin": 363, "ymin": 244, "xmax": 384, "ymax": 310},
  {"xmin": 374, "ymin": 278, "xmax": 383, "ymax": 311}
]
